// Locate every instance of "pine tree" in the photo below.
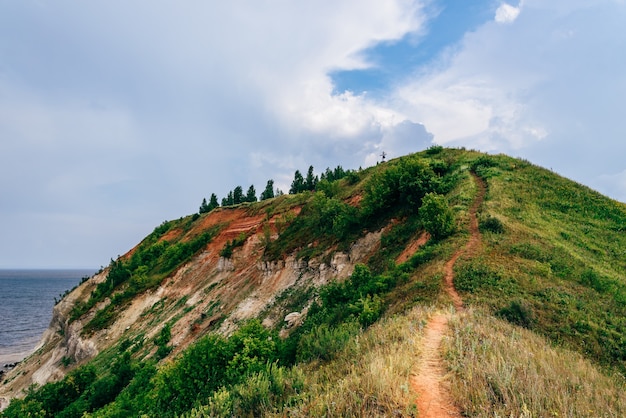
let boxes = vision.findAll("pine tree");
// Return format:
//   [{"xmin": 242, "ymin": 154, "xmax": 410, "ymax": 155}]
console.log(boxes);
[
  {"xmin": 199, "ymin": 198, "xmax": 210, "ymax": 214},
  {"xmin": 305, "ymin": 165, "xmax": 317, "ymax": 191},
  {"xmin": 208, "ymin": 193, "xmax": 219, "ymax": 211},
  {"xmin": 245, "ymin": 185, "xmax": 257, "ymax": 202},
  {"xmin": 222, "ymin": 191, "xmax": 234, "ymax": 207},
  {"xmin": 290, "ymin": 170, "xmax": 304, "ymax": 194},
  {"xmin": 260, "ymin": 180, "xmax": 275, "ymax": 201},
  {"xmin": 233, "ymin": 186, "xmax": 244, "ymax": 205}
]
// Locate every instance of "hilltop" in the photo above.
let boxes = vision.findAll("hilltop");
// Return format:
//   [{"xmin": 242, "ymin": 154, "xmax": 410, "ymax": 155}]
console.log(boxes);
[{"xmin": 2, "ymin": 148, "xmax": 626, "ymax": 417}]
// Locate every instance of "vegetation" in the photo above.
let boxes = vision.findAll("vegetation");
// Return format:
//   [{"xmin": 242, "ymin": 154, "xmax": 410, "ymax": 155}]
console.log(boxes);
[
  {"xmin": 199, "ymin": 193, "xmax": 219, "ymax": 214},
  {"xmin": 443, "ymin": 309, "xmax": 626, "ymax": 417},
  {"xmin": 260, "ymin": 179, "xmax": 275, "ymax": 201},
  {"xmin": 419, "ymin": 192, "xmax": 455, "ymax": 238},
  {"xmin": 219, "ymin": 233, "xmax": 247, "ymax": 258},
  {"xmin": 4, "ymin": 148, "xmax": 626, "ymax": 417},
  {"xmin": 70, "ymin": 217, "xmax": 222, "ymax": 332}
]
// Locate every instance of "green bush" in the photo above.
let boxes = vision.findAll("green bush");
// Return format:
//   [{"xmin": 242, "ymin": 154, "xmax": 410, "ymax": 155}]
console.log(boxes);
[
  {"xmin": 3, "ymin": 365, "xmax": 97, "ymax": 417},
  {"xmin": 296, "ymin": 321, "xmax": 360, "ymax": 362},
  {"xmin": 349, "ymin": 294, "xmax": 384, "ymax": 326},
  {"xmin": 220, "ymin": 233, "xmax": 247, "ymax": 258},
  {"xmin": 497, "ymin": 300, "xmax": 535, "ymax": 328},
  {"xmin": 148, "ymin": 320, "xmax": 278, "ymax": 417},
  {"xmin": 362, "ymin": 156, "xmax": 440, "ymax": 217},
  {"xmin": 426, "ymin": 145, "xmax": 444, "ymax": 155},
  {"xmin": 154, "ymin": 323, "xmax": 172, "ymax": 360},
  {"xmin": 420, "ymin": 192, "xmax": 455, "ymax": 239},
  {"xmin": 480, "ymin": 215, "xmax": 505, "ymax": 234}
]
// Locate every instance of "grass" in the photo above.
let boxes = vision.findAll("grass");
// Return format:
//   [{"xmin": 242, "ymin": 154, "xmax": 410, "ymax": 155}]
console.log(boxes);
[
  {"xmin": 452, "ymin": 153, "xmax": 626, "ymax": 373},
  {"xmin": 265, "ymin": 306, "xmax": 438, "ymax": 417},
  {"xmin": 6, "ymin": 148, "xmax": 626, "ymax": 417},
  {"xmin": 443, "ymin": 309, "xmax": 626, "ymax": 417}
]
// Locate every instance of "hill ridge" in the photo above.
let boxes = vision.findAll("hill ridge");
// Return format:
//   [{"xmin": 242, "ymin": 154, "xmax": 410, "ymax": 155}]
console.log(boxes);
[
  {"xmin": 2, "ymin": 148, "xmax": 626, "ymax": 417},
  {"xmin": 410, "ymin": 171, "xmax": 484, "ymax": 417}
]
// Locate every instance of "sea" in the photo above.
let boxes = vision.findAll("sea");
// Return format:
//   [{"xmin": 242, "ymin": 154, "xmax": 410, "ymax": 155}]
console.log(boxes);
[{"xmin": 0, "ymin": 269, "xmax": 95, "ymax": 367}]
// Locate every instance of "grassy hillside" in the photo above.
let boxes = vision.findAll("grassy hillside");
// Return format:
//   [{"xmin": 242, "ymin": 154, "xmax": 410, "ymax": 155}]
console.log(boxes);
[{"xmin": 2, "ymin": 148, "xmax": 625, "ymax": 417}]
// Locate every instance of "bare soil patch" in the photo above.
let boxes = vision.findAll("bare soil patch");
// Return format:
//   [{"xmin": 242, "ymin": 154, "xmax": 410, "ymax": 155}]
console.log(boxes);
[
  {"xmin": 411, "ymin": 172, "xmax": 486, "ymax": 417},
  {"xmin": 411, "ymin": 313, "xmax": 461, "ymax": 417},
  {"xmin": 396, "ymin": 231, "xmax": 430, "ymax": 265}
]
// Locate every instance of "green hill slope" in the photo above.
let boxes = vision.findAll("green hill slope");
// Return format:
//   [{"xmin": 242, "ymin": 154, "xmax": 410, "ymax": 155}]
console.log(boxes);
[{"xmin": 2, "ymin": 148, "xmax": 625, "ymax": 417}]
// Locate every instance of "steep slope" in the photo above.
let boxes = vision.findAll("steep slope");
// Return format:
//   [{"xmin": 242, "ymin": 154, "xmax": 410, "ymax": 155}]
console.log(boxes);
[
  {"xmin": 410, "ymin": 172, "xmax": 485, "ymax": 417},
  {"xmin": 0, "ymin": 200, "xmax": 382, "ymax": 404},
  {"xmin": 2, "ymin": 148, "xmax": 626, "ymax": 417}
]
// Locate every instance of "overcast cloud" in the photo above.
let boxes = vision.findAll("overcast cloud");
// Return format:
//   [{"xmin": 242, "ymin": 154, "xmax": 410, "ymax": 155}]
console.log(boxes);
[{"xmin": 1, "ymin": 0, "xmax": 624, "ymax": 268}]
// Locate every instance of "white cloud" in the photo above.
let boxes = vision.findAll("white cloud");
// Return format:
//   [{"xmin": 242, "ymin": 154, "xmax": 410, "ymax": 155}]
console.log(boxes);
[
  {"xmin": 0, "ymin": 0, "xmax": 429, "ymax": 267},
  {"xmin": 390, "ymin": 0, "xmax": 626, "ymax": 193},
  {"xmin": 495, "ymin": 3, "xmax": 521, "ymax": 24},
  {"xmin": 2, "ymin": 0, "xmax": 626, "ymax": 267}
]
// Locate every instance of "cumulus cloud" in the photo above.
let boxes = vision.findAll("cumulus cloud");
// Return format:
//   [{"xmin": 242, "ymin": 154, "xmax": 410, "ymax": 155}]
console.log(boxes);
[
  {"xmin": 0, "ymin": 0, "xmax": 428, "ymax": 267},
  {"xmin": 363, "ymin": 120, "xmax": 434, "ymax": 166},
  {"xmin": 2, "ymin": 0, "xmax": 625, "ymax": 267},
  {"xmin": 391, "ymin": 0, "xmax": 626, "ymax": 189},
  {"xmin": 495, "ymin": 3, "xmax": 521, "ymax": 24}
]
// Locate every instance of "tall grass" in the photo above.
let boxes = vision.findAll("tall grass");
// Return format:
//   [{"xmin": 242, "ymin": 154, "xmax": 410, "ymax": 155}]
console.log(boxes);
[
  {"xmin": 182, "ymin": 307, "xmax": 436, "ymax": 417},
  {"xmin": 442, "ymin": 309, "xmax": 626, "ymax": 417},
  {"xmin": 266, "ymin": 306, "xmax": 439, "ymax": 417}
]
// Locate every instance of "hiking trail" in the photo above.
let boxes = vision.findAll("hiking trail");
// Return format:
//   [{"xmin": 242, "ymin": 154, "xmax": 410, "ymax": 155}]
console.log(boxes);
[{"xmin": 410, "ymin": 172, "xmax": 486, "ymax": 417}]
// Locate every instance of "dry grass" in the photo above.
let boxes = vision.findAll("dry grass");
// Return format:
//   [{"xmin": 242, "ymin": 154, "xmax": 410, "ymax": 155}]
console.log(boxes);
[
  {"xmin": 272, "ymin": 306, "xmax": 440, "ymax": 417},
  {"xmin": 442, "ymin": 309, "xmax": 626, "ymax": 417}
]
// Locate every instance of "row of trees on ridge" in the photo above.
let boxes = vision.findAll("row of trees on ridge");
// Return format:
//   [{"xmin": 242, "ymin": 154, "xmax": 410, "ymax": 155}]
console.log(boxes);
[{"xmin": 198, "ymin": 165, "xmax": 355, "ymax": 214}]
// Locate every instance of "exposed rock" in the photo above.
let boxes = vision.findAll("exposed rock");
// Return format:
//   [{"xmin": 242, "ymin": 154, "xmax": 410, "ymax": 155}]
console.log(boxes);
[
  {"xmin": 217, "ymin": 256, "xmax": 235, "ymax": 272},
  {"xmin": 0, "ymin": 207, "xmax": 385, "ymax": 408},
  {"xmin": 284, "ymin": 312, "xmax": 303, "ymax": 328}
]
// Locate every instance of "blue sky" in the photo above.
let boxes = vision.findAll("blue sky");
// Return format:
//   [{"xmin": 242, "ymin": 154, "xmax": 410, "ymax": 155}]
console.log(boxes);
[
  {"xmin": 1, "ymin": 0, "xmax": 625, "ymax": 268},
  {"xmin": 331, "ymin": 1, "xmax": 494, "ymax": 95}
]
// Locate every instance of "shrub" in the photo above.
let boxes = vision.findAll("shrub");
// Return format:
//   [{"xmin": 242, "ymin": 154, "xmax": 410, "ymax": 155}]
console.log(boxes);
[
  {"xmin": 154, "ymin": 323, "xmax": 172, "ymax": 360},
  {"xmin": 296, "ymin": 321, "xmax": 360, "ymax": 362},
  {"xmin": 497, "ymin": 300, "xmax": 535, "ymax": 328},
  {"xmin": 480, "ymin": 215, "xmax": 505, "ymax": 234},
  {"xmin": 220, "ymin": 233, "xmax": 247, "ymax": 258},
  {"xmin": 345, "ymin": 170, "xmax": 360, "ymax": 185},
  {"xmin": 419, "ymin": 192, "xmax": 455, "ymax": 239},
  {"xmin": 362, "ymin": 156, "xmax": 439, "ymax": 217},
  {"xmin": 349, "ymin": 294, "xmax": 384, "ymax": 326},
  {"xmin": 426, "ymin": 145, "xmax": 444, "ymax": 155}
]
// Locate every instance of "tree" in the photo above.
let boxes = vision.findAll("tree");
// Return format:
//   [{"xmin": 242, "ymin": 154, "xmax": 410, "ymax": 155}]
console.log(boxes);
[
  {"xmin": 222, "ymin": 191, "xmax": 234, "ymax": 207},
  {"xmin": 233, "ymin": 186, "xmax": 244, "ymax": 205},
  {"xmin": 419, "ymin": 192, "xmax": 455, "ymax": 238},
  {"xmin": 199, "ymin": 194, "xmax": 219, "ymax": 214},
  {"xmin": 305, "ymin": 165, "xmax": 317, "ymax": 191},
  {"xmin": 199, "ymin": 198, "xmax": 210, "ymax": 214},
  {"xmin": 208, "ymin": 193, "xmax": 219, "ymax": 211},
  {"xmin": 289, "ymin": 170, "xmax": 304, "ymax": 194},
  {"xmin": 245, "ymin": 185, "xmax": 257, "ymax": 202},
  {"xmin": 260, "ymin": 179, "xmax": 275, "ymax": 201}
]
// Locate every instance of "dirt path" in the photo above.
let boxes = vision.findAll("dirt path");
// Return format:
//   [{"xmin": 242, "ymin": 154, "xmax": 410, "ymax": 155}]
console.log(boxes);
[
  {"xmin": 410, "ymin": 313, "xmax": 460, "ymax": 417},
  {"xmin": 411, "ymin": 172, "xmax": 486, "ymax": 417},
  {"xmin": 396, "ymin": 231, "xmax": 431, "ymax": 264}
]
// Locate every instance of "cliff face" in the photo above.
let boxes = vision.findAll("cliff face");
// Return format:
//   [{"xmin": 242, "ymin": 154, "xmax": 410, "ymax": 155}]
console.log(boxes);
[
  {"xmin": 0, "ymin": 204, "xmax": 383, "ymax": 404},
  {"xmin": 3, "ymin": 150, "xmax": 626, "ymax": 416}
]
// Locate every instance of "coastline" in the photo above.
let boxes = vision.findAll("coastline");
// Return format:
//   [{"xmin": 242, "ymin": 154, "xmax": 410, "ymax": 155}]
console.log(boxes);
[
  {"xmin": 0, "ymin": 269, "xmax": 94, "ymax": 378},
  {"xmin": 0, "ymin": 348, "xmax": 35, "ymax": 367}
]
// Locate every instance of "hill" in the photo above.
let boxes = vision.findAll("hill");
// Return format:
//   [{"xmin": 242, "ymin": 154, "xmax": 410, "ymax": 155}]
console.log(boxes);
[{"xmin": 1, "ymin": 148, "xmax": 625, "ymax": 417}]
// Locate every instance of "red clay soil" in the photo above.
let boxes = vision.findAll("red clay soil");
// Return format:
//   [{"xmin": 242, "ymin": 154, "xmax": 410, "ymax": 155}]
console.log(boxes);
[
  {"xmin": 443, "ymin": 172, "xmax": 486, "ymax": 312},
  {"xmin": 410, "ymin": 313, "xmax": 461, "ymax": 418},
  {"xmin": 396, "ymin": 231, "xmax": 431, "ymax": 265},
  {"xmin": 411, "ymin": 172, "xmax": 486, "ymax": 417}
]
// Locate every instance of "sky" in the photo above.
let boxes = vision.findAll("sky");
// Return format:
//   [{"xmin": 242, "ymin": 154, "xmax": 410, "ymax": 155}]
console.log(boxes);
[{"xmin": 1, "ymin": 0, "xmax": 625, "ymax": 268}]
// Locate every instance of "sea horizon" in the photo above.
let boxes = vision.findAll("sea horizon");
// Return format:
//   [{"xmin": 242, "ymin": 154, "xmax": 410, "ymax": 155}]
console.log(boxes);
[{"xmin": 0, "ymin": 269, "xmax": 96, "ymax": 366}]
